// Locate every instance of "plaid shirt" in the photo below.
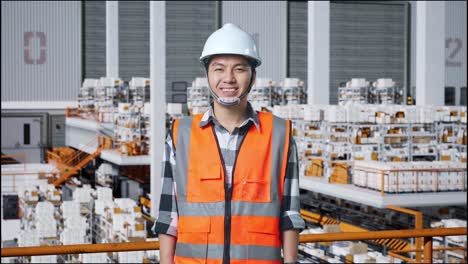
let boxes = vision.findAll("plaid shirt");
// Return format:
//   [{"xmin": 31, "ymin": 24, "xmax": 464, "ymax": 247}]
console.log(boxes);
[{"xmin": 152, "ymin": 103, "xmax": 305, "ymax": 237}]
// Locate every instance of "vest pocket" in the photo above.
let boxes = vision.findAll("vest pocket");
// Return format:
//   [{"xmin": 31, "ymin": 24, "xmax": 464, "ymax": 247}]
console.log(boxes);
[
  {"xmin": 175, "ymin": 237, "xmax": 208, "ymax": 264},
  {"xmin": 246, "ymin": 216, "xmax": 280, "ymax": 245},
  {"xmin": 246, "ymin": 217, "xmax": 281, "ymax": 262},
  {"xmin": 187, "ymin": 163, "xmax": 224, "ymax": 202},
  {"xmin": 176, "ymin": 217, "xmax": 210, "ymax": 263},
  {"xmin": 241, "ymin": 179, "xmax": 271, "ymax": 203}
]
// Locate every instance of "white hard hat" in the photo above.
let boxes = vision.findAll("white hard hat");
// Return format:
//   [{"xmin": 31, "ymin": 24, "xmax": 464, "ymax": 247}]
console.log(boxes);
[{"xmin": 200, "ymin": 23, "xmax": 261, "ymax": 67}]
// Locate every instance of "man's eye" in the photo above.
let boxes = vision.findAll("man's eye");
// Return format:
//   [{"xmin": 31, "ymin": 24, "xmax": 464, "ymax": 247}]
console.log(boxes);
[
  {"xmin": 235, "ymin": 68, "xmax": 246, "ymax": 72},
  {"xmin": 214, "ymin": 68, "xmax": 223, "ymax": 72}
]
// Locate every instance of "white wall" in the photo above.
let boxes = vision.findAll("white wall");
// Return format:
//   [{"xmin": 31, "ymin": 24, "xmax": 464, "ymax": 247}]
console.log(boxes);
[
  {"xmin": 1, "ymin": 1, "xmax": 81, "ymax": 108},
  {"xmin": 445, "ymin": 1, "xmax": 467, "ymax": 90},
  {"xmin": 411, "ymin": 1, "xmax": 467, "ymax": 103},
  {"xmin": 222, "ymin": 1, "xmax": 287, "ymax": 81},
  {"xmin": 1, "ymin": 116, "xmax": 43, "ymax": 163}
]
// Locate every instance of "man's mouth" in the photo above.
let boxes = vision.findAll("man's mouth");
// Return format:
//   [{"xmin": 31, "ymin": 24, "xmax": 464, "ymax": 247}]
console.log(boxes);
[
  {"xmin": 219, "ymin": 87, "xmax": 238, "ymax": 95},
  {"xmin": 220, "ymin": 87, "xmax": 238, "ymax": 92}
]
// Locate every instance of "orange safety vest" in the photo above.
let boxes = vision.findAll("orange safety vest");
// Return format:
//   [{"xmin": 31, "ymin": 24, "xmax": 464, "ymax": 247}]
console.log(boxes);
[{"xmin": 171, "ymin": 112, "xmax": 290, "ymax": 264}]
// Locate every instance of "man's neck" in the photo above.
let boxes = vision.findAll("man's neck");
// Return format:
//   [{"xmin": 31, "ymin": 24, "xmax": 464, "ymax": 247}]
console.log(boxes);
[{"xmin": 213, "ymin": 100, "xmax": 248, "ymax": 133}]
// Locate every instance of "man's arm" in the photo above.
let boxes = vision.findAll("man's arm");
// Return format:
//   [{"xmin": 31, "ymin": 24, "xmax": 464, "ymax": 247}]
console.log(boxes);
[
  {"xmin": 159, "ymin": 234, "xmax": 176, "ymax": 264},
  {"xmin": 282, "ymin": 229, "xmax": 300, "ymax": 262},
  {"xmin": 280, "ymin": 135, "xmax": 306, "ymax": 262},
  {"xmin": 151, "ymin": 132, "xmax": 179, "ymax": 263}
]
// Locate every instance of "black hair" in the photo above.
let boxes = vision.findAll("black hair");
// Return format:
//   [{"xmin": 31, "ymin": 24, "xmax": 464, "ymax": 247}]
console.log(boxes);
[{"xmin": 203, "ymin": 55, "xmax": 258, "ymax": 71}]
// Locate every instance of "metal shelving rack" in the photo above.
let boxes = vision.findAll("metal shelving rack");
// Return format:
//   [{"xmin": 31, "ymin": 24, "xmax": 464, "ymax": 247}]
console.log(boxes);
[
  {"xmin": 248, "ymin": 78, "xmax": 274, "ymax": 111},
  {"xmin": 91, "ymin": 214, "xmax": 116, "ymax": 262},
  {"xmin": 337, "ymin": 79, "xmax": 404, "ymax": 105},
  {"xmin": 128, "ymin": 78, "xmax": 150, "ymax": 108},
  {"xmin": 374, "ymin": 86, "xmax": 403, "ymax": 105},
  {"xmin": 292, "ymin": 105, "xmax": 467, "ymax": 186},
  {"xmin": 409, "ymin": 123, "xmax": 438, "ymax": 161},
  {"xmin": 77, "ymin": 79, "xmax": 98, "ymax": 119},
  {"xmin": 93, "ymin": 214, "xmax": 116, "ymax": 244},
  {"xmin": 114, "ymin": 106, "xmax": 143, "ymax": 156},
  {"xmin": 96, "ymin": 78, "xmax": 126, "ymax": 124},
  {"xmin": 380, "ymin": 123, "xmax": 410, "ymax": 162},
  {"xmin": 187, "ymin": 77, "xmax": 211, "ymax": 114},
  {"xmin": 278, "ymin": 78, "xmax": 307, "ymax": 105},
  {"xmin": 74, "ymin": 201, "xmax": 94, "ymax": 246},
  {"xmin": 455, "ymin": 122, "xmax": 467, "ymax": 162},
  {"xmin": 338, "ymin": 85, "xmax": 373, "ymax": 105},
  {"xmin": 295, "ymin": 120, "xmax": 324, "ymax": 177},
  {"xmin": 349, "ymin": 123, "xmax": 380, "ymax": 162},
  {"xmin": 437, "ymin": 122, "xmax": 461, "ymax": 161},
  {"xmin": 372, "ymin": 78, "xmax": 403, "ymax": 105},
  {"xmin": 323, "ymin": 122, "xmax": 352, "ymax": 183},
  {"xmin": 302, "ymin": 121, "xmax": 324, "ymax": 157},
  {"xmin": 141, "ymin": 106, "xmax": 151, "ymax": 155}
]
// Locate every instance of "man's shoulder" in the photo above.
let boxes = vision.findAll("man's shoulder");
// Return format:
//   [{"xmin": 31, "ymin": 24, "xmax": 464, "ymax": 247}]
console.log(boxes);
[
  {"xmin": 257, "ymin": 112, "xmax": 290, "ymax": 129},
  {"xmin": 263, "ymin": 112, "xmax": 288, "ymax": 123},
  {"xmin": 173, "ymin": 115, "xmax": 194, "ymax": 123},
  {"xmin": 271, "ymin": 114, "xmax": 287, "ymax": 122},
  {"xmin": 170, "ymin": 116, "xmax": 193, "ymax": 133}
]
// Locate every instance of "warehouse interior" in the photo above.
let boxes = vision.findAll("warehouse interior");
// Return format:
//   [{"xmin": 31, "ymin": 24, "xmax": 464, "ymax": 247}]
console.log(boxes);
[{"xmin": 1, "ymin": 1, "xmax": 467, "ymax": 263}]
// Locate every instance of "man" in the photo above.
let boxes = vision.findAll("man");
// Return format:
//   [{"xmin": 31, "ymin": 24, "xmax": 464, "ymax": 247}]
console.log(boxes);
[{"xmin": 153, "ymin": 23, "xmax": 305, "ymax": 264}]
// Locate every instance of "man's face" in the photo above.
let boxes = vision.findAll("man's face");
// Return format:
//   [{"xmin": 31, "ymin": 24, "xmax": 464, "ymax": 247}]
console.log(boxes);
[{"xmin": 207, "ymin": 54, "xmax": 254, "ymax": 102}]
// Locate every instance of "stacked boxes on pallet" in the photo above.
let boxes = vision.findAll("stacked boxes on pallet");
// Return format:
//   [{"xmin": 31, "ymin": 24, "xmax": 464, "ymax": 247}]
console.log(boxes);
[
  {"xmin": 273, "ymin": 104, "xmax": 466, "ymax": 189},
  {"xmin": 353, "ymin": 161, "xmax": 466, "ymax": 193}
]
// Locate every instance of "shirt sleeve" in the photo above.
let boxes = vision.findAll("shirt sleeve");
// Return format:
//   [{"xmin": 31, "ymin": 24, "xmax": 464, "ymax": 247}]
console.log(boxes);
[
  {"xmin": 280, "ymin": 135, "xmax": 306, "ymax": 231},
  {"xmin": 151, "ymin": 132, "xmax": 179, "ymax": 237}
]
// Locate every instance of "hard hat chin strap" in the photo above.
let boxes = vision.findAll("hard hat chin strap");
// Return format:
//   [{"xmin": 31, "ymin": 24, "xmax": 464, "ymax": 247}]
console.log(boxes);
[
  {"xmin": 209, "ymin": 85, "xmax": 251, "ymax": 106},
  {"xmin": 209, "ymin": 89, "xmax": 241, "ymax": 106}
]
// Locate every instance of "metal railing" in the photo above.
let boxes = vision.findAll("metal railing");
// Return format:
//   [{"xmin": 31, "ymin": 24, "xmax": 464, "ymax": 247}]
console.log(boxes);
[
  {"xmin": 47, "ymin": 151, "xmax": 63, "ymax": 166},
  {"xmin": 2, "ymin": 227, "xmax": 466, "ymax": 263},
  {"xmin": 1, "ymin": 241, "xmax": 160, "ymax": 258},
  {"xmin": 298, "ymin": 227, "xmax": 466, "ymax": 263},
  {"xmin": 387, "ymin": 205, "xmax": 423, "ymax": 262},
  {"xmin": 49, "ymin": 136, "xmax": 102, "ymax": 187},
  {"xmin": 1, "ymin": 154, "xmax": 57, "ymax": 192},
  {"xmin": 60, "ymin": 136, "xmax": 100, "ymax": 167}
]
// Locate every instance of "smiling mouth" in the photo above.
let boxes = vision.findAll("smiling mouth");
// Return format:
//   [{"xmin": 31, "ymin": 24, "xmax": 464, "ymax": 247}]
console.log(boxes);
[
  {"xmin": 220, "ymin": 88, "xmax": 238, "ymax": 92},
  {"xmin": 219, "ymin": 87, "xmax": 239, "ymax": 95}
]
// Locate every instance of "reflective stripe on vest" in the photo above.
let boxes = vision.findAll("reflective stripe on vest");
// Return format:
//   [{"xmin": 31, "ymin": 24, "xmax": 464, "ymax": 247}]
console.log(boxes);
[{"xmin": 172, "ymin": 112, "xmax": 290, "ymax": 264}]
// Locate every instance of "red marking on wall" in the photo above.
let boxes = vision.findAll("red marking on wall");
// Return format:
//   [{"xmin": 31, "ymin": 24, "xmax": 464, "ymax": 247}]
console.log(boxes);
[{"xmin": 24, "ymin": 31, "xmax": 47, "ymax": 65}]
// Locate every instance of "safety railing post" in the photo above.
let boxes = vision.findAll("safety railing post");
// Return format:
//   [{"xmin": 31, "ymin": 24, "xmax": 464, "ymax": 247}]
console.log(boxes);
[
  {"xmin": 424, "ymin": 236, "xmax": 433, "ymax": 263},
  {"xmin": 380, "ymin": 171, "xmax": 385, "ymax": 195},
  {"xmin": 387, "ymin": 205, "xmax": 424, "ymax": 262},
  {"xmin": 415, "ymin": 211, "xmax": 423, "ymax": 262}
]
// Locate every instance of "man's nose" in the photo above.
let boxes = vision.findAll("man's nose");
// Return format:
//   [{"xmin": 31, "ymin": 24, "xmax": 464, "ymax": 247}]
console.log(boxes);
[{"xmin": 222, "ymin": 70, "xmax": 235, "ymax": 83}]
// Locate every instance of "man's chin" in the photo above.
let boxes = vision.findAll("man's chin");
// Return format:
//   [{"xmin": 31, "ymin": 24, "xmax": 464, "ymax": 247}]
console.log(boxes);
[
  {"xmin": 218, "ymin": 97, "xmax": 239, "ymax": 102},
  {"xmin": 218, "ymin": 92, "xmax": 239, "ymax": 98}
]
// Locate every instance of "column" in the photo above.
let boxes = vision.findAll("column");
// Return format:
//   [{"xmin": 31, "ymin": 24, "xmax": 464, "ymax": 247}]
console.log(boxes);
[
  {"xmin": 308, "ymin": 1, "xmax": 330, "ymax": 105},
  {"xmin": 149, "ymin": 1, "xmax": 166, "ymax": 219},
  {"xmin": 415, "ymin": 1, "xmax": 445, "ymax": 106},
  {"xmin": 106, "ymin": 1, "xmax": 119, "ymax": 78}
]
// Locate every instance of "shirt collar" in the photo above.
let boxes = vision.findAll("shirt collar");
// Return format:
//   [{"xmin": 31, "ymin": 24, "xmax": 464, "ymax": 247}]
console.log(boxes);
[{"xmin": 199, "ymin": 102, "xmax": 260, "ymax": 131}]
